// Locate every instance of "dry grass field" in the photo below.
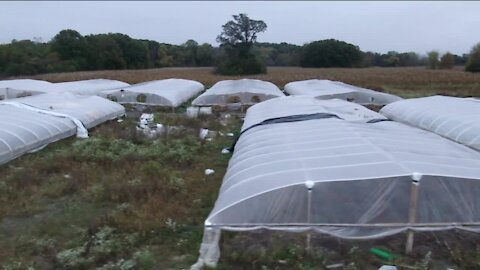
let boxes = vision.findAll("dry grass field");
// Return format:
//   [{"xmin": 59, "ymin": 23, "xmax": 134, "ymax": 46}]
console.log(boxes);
[{"xmin": 29, "ymin": 66, "xmax": 480, "ymax": 98}]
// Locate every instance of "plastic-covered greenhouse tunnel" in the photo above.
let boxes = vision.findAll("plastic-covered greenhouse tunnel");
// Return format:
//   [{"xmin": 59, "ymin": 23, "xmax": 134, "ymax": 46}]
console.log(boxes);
[
  {"xmin": 284, "ymin": 79, "xmax": 402, "ymax": 105},
  {"xmin": 0, "ymin": 92, "xmax": 125, "ymax": 165},
  {"xmin": 101, "ymin": 79, "xmax": 204, "ymax": 108},
  {"xmin": 0, "ymin": 78, "xmax": 131, "ymax": 99},
  {"xmin": 192, "ymin": 96, "xmax": 480, "ymax": 269},
  {"xmin": 191, "ymin": 78, "xmax": 284, "ymax": 107},
  {"xmin": 45, "ymin": 79, "xmax": 130, "ymax": 96},
  {"xmin": 0, "ymin": 79, "xmax": 53, "ymax": 99},
  {"xmin": 380, "ymin": 95, "xmax": 480, "ymax": 151}
]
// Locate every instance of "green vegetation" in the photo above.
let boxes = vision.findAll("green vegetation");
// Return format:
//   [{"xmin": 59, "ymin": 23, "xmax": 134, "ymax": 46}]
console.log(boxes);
[
  {"xmin": 0, "ymin": 30, "xmax": 216, "ymax": 77},
  {"xmin": 1, "ymin": 20, "xmax": 475, "ymax": 77},
  {"xmin": 215, "ymin": 13, "xmax": 267, "ymax": 75},
  {"xmin": 362, "ymin": 51, "xmax": 421, "ymax": 67},
  {"xmin": 426, "ymin": 51, "xmax": 440, "ymax": 69},
  {"xmin": 0, "ymin": 113, "xmax": 240, "ymax": 269},
  {"xmin": 466, "ymin": 43, "xmax": 480, "ymax": 72},
  {"xmin": 300, "ymin": 39, "xmax": 362, "ymax": 68},
  {"xmin": 440, "ymin": 52, "xmax": 455, "ymax": 69},
  {"xmin": 1, "ymin": 79, "xmax": 480, "ymax": 268},
  {"xmin": 254, "ymin": 42, "xmax": 301, "ymax": 66}
]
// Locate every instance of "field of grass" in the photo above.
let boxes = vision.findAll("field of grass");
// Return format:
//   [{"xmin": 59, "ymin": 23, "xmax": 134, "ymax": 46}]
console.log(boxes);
[
  {"xmin": 1, "ymin": 67, "xmax": 479, "ymax": 269},
  {"xmin": 1, "ymin": 112, "xmax": 480, "ymax": 270},
  {"xmin": 0, "ymin": 112, "xmax": 242, "ymax": 269},
  {"xmin": 28, "ymin": 66, "xmax": 480, "ymax": 98}
]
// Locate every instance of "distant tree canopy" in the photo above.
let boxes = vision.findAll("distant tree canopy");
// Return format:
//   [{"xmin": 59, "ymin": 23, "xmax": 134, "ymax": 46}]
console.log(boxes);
[
  {"xmin": 254, "ymin": 42, "xmax": 301, "ymax": 66},
  {"xmin": 0, "ymin": 28, "xmax": 475, "ymax": 77},
  {"xmin": 300, "ymin": 39, "xmax": 362, "ymax": 68},
  {"xmin": 440, "ymin": 52, "xmax": 455, "ymax": 69},
  {"xmin": 466, "ymin": 43, "xmax": 480, "ymax": 72},
  {"xmin": 362, "ymin": 51, "xmax": 420, "ymax": 67},
  {"xmin": 0, "ymin": 30, "xmax": 218, "ymax": 77},
  {"xmin": 215, "ymin": 13, "xmax": 268, "ymax": 75},
  {"xmin": 427, "ymin": 51, "xmax": 440, "ymax": 69},
  {"xmin": 51, "ymin": 29, "xmax": 87, "ymax": 70}
]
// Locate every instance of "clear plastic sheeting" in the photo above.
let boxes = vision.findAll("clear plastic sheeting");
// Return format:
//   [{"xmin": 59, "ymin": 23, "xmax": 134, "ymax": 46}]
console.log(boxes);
[
  {"xmin": 191, "ymin": 228, "xmax": 221, "ymax": 270},
  {"xmin": 101, "ymin": 79, "xmax": 204, "ymax": 107},
  {"xmin": 0, "ymin": 93, "xmax": 126, "ymax": 165},
  {"xmin": 0, "ymin": 79, "xmax": 129, "ymax": 97},
  {"xmin": 380, "ymin": 95, "xmax": 480, "ymax": 151},
  {"xmin": 2, "ymin": 101, "xmax": 89, "ymax": 138},
  {"xmin": 192, "ymin": 79, "xmax": 284, "ymax": 106},
  {"xmin": 12, "ymin": 92, "xmax": 126, "ymax": 129},
  {"xmin": 0, "ymin": 104, "xmax": 77, "ymax": 165},
  {"xmin": 242, "ymin": 96, "xmax": 387, "ymax": 132},
  {"xmin": 0, "ymin": 79, "xmax": 52, "ymax": 99},
  {"xmin": 284, "ymin": 79, "xmax": 402, "ymax": 105},
  {"xmin": 194, "ymin": 97, "xmax": 480, "ymax": 268},
  {"xmin": 44, "ymin": 79, "xmax": 130, "ymax": 95}
]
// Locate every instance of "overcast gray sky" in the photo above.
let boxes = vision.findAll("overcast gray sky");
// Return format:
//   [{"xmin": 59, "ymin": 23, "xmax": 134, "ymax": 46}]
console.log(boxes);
[{"xmin": 1, "ymin": 1, "xmax": 479, "ymax": 55}]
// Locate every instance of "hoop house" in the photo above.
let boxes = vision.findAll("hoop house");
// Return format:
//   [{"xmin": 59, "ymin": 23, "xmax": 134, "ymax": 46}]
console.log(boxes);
[
  {"xmin": 0, "ymin": 93, "xmax": 125, "ymax": 165},
  {"xmin": 380, "ymin": 96, "xmax": 480, "ymax": 151},
  {"xmin": 45, "ymin": 79, "xmax": 130, "ymax": 95},
  {"xmin": 0, "ymin": 104, "xmax": 77, "ymax": 165},
  {"xmin": 12, "ymin": 92, "xmax": 125, "ymax": 129},
  {"xmin": 0, "ymin": 79, "xmax": 52, "ymax": 99},
  {"xmin": 192, "ymin": 79, "xmax": 284, "ymax": 106},
  {"xmin": 284, "ymin": 79, "xmax": 402, "ymax": 105},
  {"xmin": 193, "ymin": 96, "xmax": 480, "ymax": 268},
  {"xmin": 101, "ymin": 79, "xmax": 204, "ymax": 107}
]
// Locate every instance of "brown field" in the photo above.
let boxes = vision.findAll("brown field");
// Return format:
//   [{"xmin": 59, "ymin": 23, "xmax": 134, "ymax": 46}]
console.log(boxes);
[{"xmin": 29, "ymin": 66, "xmax": 480, "ymax": 98}]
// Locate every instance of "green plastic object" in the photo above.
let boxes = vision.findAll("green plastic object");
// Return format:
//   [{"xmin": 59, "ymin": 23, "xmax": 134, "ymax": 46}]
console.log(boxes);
[{"xmin": 370, "ymin": 248, "xmax": 399, "ymax": 261}]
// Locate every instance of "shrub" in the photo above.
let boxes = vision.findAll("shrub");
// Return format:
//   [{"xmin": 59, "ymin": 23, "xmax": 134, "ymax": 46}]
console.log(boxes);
[
  {"xmin": 466, "ymin": 43, "xmax": 480, "ymax": 72},
  {"xmin": 300, "ymin": 39, "xmax": 362, "ymax": 68},
  {"xmin": 70, "ymin": 138, "xmax": 137, "ymax": 163},
  {"xmin": 56, "ymin": 246, "xmax": 92, "ymax": 268},
  {"xmin": 163, "ymin": 137, "xmax": 200, "ymax": 165},
  {"xmin": 133, "ymin": 249, "xmax": 155, "ymax": 270},
  {"xmin": 427, "ymin": 51, "xmax": 439, "ymax": 69},
  {"xmin": 216, "ymin": 54, "xmax": 266, "ymax": 75},
  {"xmin": 140, "ymin": 161, "xmax": 164, "ymax": 178},
  {"xmin": 440, "ymin": 52, "xmax": 455, "ymax": 69}
]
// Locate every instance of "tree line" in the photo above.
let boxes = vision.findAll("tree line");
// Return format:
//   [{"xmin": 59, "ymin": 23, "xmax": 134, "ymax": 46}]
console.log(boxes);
[
  {"xmin": 0, "ymin": 15, "xmax": 479, "ymax": 77},
  {"xmin": 0, "ymin": 30, "xmax": 218, "ymax": 76}
]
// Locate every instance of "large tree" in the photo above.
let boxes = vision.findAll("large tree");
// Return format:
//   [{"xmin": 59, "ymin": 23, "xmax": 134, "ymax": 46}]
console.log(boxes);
[
  {"xmin": 216, "ymin": 13, "xmax": 267, "ymax": 75},
  {"xmin": 217, "ymin": 14, "xmax": 267, "ymax": 52},
  {"xmin": 50, "ymin": 29, "xmax": 87, "ymax": 70}
]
